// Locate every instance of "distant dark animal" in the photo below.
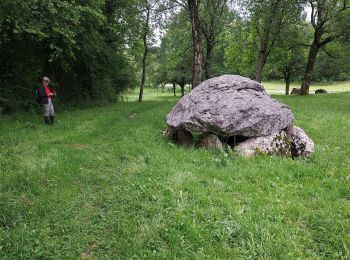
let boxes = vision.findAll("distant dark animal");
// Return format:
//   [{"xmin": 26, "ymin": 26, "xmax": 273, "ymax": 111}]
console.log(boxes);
[
  {"xmin": 315, "ymin": 89, "xmax": 328, "ymax": 94},
  {"xmin": 290, "ymin": 88, "xmax": 302, "ymax": 95}
]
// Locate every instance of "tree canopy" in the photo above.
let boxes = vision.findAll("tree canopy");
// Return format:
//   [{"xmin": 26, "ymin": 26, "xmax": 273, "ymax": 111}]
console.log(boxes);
[{"xmin": 0, "ymin": 0, "xmax": 349, "ymax": 112}]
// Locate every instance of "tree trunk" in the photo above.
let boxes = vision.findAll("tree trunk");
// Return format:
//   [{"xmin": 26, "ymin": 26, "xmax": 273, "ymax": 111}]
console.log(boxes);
[
  {"xmin": 138, "ymin": 35, "xmax": 148, "ymax": 102},
  {"xmin": 180, "ymin": 78, "xmax": 185, "ymax": 97},
  {"xmin": 299, "ymin": 1, "xmax": 346, "ymax": 95},
  {"xmin": 255, "ymin": 44, "xmax": 267, "ymax": 83},
  {"xmin": 138, "ymin": 7, "xmax": 150, "ymax": 102},
  {"xmin": 204, "ymin": 39, "xmax": 213, "ymax": 80},
  {"xmin": 254, "ymin": 0, "xmax": 281, "ymax": 83},
  {"xmin": 284, "ymin": 71, "xmax": 290, "ymax": 95},
  {"xmin": 188, "ymin": 0, "xmax": 202, "ymax": 88},
  {"xmin": 300, "ymin": 39, "xmax": 320, "ymax": 95}
]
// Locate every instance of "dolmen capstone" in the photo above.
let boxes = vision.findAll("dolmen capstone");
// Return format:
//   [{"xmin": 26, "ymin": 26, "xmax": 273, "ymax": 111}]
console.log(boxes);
[{"xmin": 164, "ymin": 75, "xmax": 314, "ymax": 158}]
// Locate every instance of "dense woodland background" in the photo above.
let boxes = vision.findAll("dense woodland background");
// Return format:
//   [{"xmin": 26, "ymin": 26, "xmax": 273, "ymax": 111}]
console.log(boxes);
[{"xmin": 0, "ymin": 0, "xmax": 349, "ymax": 113}]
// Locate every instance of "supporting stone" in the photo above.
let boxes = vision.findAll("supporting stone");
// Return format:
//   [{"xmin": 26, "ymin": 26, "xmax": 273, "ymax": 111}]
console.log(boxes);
[
  {"xmin": 234, "ymin": 131, "xmax": 292, "ymax": 157},
  {"xmin": 163, "ymin": 127, "xmax": 194, "ymax": 147},
  {"xmin": 285, "ymin": 126, "xmax": 314, "ymax": 158},
  {"xmin": 198, "ymin": 133, "xmax": 223, "ymax": 150}
]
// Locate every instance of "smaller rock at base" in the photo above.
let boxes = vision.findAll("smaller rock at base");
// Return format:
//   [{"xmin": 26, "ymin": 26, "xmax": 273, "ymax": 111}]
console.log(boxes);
[
  {"xmin": 234, "ymin": 131, "xmax": 292, "ymax": 157},
  {"xmin": 164, "ymin": 127, "xmax": 194, "ymax": 147},
  {"xmin": 178, "ymin": 130, "xmax": 194, "ymax": 147},
  {"xmin": 234, "ymin": 127, "xmax": 314, "ymax": 158},
  {"xmin": 163, "ymin": 127, "xmax": 178, "ymax": 142},
  {"xmin": 285, "ymin": 126, "xmax": 314, "ymax": 157},
  {"xmin": 198, "ymin": 133, "xmax": 223, "ymax": 150}
]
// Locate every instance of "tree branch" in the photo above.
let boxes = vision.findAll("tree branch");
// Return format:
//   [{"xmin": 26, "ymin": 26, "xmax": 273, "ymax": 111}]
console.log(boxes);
[
  {"xmin": 321, "ymin": 47, "xmax": 335, "ymax": 58},
  {"xmin": 319, "ymin": 34, "xmax": 339, "ymax": 47}
]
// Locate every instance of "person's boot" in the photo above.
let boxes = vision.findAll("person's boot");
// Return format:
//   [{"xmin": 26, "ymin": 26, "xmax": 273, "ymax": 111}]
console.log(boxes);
[
  {"xmin": 44, "ymin": 116, "xmax": 50, "ymax": 124},
  {"xmin": 50, "ymin": 115, "xmax": 55, "ymax": 125}
]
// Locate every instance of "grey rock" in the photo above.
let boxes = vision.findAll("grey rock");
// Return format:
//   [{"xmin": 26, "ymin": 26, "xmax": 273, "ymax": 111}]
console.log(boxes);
[
  {"xmin": 163, "ymin": 127, "xmax": 177, "ymax": 142},
  {"xmin": 166, "ymin": 75, "xmax": 294, "ymax": 137},
  {"xmin": 315, "ymin": 89, "xmax": 328, "ymax": 94},
  {"xmin": 234, "ymin": 131, "xmax": 292, "ymax": 157},
  {"xmin": 198, "ymin": 133, "xmax": 223, "ymax": 150},
  {"xmin": 291, "ymin": 88, "xmax": 301, "ymax": 95},
  {"xmin": 234, "ymin": 126, "xmax": 314, "ymax": 158},
  {"xmin": 163, "ymin": 127, "xmax": 194, "ymax": 147},
  {"xmin": 285, "ymin": 126, "xmax": 314, "ymax": 157}
]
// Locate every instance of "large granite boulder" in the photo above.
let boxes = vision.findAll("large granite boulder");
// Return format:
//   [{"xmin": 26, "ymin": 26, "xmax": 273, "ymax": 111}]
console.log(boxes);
[
  {"xmin": 165, "ymin": 75, "xmax": 314, "ymax": 158},
  {"xmin": 166, "ymin": 75, "xmax": 294, "ymax": 137}
]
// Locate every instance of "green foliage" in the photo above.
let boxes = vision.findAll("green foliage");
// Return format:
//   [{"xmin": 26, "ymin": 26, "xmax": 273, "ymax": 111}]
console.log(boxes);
[
  {"xmin": 1, "ymin": 0, "xmax": 350, "ymax": 111},
  {"xmin": 224, "ymin": 19, "xmax": 258, "ymax": 77},
  {"xmin": 158, "ymin": 10, "xmax": 193, "ymax": 85},
  {"xmin": 265, "ymin": 20, "xmax": 310, "ymax": 82},
  {"xmin": 222, "ymin": 0, "xmax": 350, "ymax": 85},
  {"xmin": 313, "ymin": 41, "xmax": 350, "ymax": 82},
  {"xmin": 0, "ymin": 0, "xmax": 138, "ymax": 113},
  {"xmin": 0, "ymin": 90, "xmax": 350, "ymax": 258},
  {"xmin": 200, "ymin": 0, "xmax": 233, "ymax": 78}
]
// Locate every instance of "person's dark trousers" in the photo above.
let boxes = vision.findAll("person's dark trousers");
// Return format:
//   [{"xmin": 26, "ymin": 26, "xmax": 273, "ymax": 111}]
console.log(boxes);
[
  {"xmin": 50, "ymin": 116, "xmax": 55, "ymax": 125},
  {"xmin": 44, "ymin": 116, "xmax": 50, "ymax": 124}
]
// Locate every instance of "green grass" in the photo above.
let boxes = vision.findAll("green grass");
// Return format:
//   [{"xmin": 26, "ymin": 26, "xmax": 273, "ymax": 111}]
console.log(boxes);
[
  {"xmin": 1, "ymin": 89, "xmax": 349, "ymax": 258},
  {"xmin": 158, "ymin": 80, "xmax": 350, "ymax": 96},
  {"xmin": 263, "ymin": 80, "xmax": 350, "ymax": 94}
]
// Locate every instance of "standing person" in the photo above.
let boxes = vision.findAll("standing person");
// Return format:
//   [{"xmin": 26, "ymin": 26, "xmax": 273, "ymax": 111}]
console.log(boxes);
[{"xmin": 36, "ymin": 76, "xmax": 56, "ymax": 124}]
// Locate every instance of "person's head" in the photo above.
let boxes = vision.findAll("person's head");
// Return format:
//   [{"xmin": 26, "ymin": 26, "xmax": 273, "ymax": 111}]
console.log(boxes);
[{"xmin": 42, "ymin": 76, "xmax": 50, "ymax": 86}]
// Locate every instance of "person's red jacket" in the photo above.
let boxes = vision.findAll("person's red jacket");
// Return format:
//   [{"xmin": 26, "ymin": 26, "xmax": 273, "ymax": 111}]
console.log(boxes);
[{"xmin": 36, "ymin": 85, "xmax": 53, "ymax": 105}]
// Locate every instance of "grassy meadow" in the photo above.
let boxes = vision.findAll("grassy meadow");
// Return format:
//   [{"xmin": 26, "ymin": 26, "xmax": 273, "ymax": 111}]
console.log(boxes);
[
  {"xmin": 263, "ymin": 80, "xmax": 350, "ymax": 94},
  {"xmin": 161, "ymin": 80, "xmax": 350, "ymax": 95},
  {"xmin": 0, "ymin": 88, "xmax": 349, "ymax": 258}
]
